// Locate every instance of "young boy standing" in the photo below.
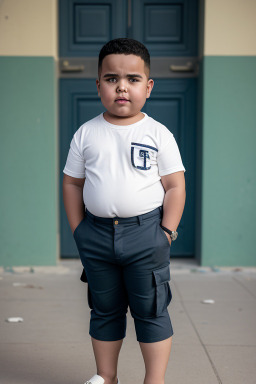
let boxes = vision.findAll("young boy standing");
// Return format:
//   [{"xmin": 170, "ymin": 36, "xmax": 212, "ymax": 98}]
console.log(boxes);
[{"xmin": 63, "ymin": 38, "xmax": 186, "ymax": 384}]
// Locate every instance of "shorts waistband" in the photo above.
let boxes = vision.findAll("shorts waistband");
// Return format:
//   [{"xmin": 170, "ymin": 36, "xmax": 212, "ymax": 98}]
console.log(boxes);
[{"xmin": 86, "ymin": 206, "xmax": 163, "ymax": 226}]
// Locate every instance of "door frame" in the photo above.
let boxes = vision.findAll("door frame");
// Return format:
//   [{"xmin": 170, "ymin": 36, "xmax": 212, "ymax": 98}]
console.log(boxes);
[{"xmin": 57, "ymin": 0, "xmax": 205, "ymax": 264}]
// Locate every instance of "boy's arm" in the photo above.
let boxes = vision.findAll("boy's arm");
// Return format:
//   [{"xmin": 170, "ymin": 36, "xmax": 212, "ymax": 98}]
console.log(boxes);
[
  {"xmin": 63, "ymin": 174, "xmax": 86, "ymax": 234},
  {"xmin": 160, "ymin": 171, "xmax": 186, "ymax": 245}
]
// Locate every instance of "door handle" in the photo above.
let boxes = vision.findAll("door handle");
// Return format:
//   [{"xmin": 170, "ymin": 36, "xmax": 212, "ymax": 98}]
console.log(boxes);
[
  {"xmin": 61, "ymin": 61, "xmax": 85, "ymax": 73},
  {"xmin": 170, "ymin": 63, "xmax": 194, "ymax": 72}
]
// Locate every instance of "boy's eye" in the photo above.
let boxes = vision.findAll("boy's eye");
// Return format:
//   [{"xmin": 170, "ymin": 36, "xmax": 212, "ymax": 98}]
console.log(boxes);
[
  {"xmin": 106, "ymin": 78, "xmax": 117, "ymax": 83},
  {"xmin": 129, "ymin": 78, "xmax": 138, "ymax": 83}
]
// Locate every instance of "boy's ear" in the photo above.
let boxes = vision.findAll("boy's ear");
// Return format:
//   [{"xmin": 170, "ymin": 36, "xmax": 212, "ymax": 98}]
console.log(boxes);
[
  {"xmin": 96, "ymin": 79, "xmax": 100, "ymax": 96},
  {"xmin": 146, "ymin": 78, "xmax": 154, "ymax": 99}
]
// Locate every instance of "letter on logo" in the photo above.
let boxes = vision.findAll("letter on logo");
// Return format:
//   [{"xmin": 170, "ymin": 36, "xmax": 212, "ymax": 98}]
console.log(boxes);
[{"xmin": 131, "ymin": 142, "xmax": 158, "ymax": 170}]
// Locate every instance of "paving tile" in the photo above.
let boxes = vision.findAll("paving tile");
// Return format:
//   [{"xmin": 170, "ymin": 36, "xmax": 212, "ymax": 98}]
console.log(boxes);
[
  {"xmin": 166, "ymin": 344, "xmax": 220, "ymax": 384},
  {"xmin": 232, "ymin": 274, "xmax": 256, "ymax": 298},
  {"xmin": 182, "ymin": 300, "xmax": 256, "ymax": 346},
  {"xmin": 173, "ymin": 274, "xmax": 255, "ymax": 302},
  {"xmin": 0, "ymin": 342, "xmax": 95, "ymax": 384},
  {"xmin": 167, "ymin": 299, "xmax": 201, "ymax": 346},
  {"xmin": 1, "ymin": 296, "xmax": 91, "ymax": 343},
  {"xmin": 207, "ymin": 345, "xmax": 256, "ymax": 384},
  {"xmin": 0, "ymin": 271, "xmax": 84, "ymax": 302}
]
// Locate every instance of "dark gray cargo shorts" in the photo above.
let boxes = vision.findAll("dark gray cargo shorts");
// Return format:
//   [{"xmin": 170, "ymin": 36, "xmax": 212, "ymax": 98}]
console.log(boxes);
[{"xmin": 73, "ymin": 206, "xmax": 173, "ymax": 343}]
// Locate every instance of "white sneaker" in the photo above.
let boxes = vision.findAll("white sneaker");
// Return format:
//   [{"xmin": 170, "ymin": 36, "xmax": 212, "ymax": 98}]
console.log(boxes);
[{"xmin": 84, "ymin": 374, "xmax": 120, "ymax": 384}]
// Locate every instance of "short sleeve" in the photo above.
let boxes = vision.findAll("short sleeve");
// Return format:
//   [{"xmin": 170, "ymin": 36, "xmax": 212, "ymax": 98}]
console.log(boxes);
[
  {"xmin": 63, "ymin": 132, "xmax": 85, "ymax": 178},
  {"xmin": 157, "ymin": 133, "xmax": 185, "ymax": 176}
]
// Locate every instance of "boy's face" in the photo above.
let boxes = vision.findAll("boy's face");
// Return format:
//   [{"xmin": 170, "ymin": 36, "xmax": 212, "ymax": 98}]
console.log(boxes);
[{"xmin": 96, "ymin": 54, "xmax": 154, "ymax": 125}]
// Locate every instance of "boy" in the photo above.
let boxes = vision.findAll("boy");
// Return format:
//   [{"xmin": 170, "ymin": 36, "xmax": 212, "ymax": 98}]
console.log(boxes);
[{"xmin": 63, "ymin": 38, "xmax": 186, "ymax": 384}]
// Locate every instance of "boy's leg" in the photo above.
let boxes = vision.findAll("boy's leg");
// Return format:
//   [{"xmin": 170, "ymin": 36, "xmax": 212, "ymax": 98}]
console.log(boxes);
[
  {"xmin": 139, "ymin": 336, "xmax": 172, "ymax": 384},
  {"xmin": 91, "ymin": 337, "xmax": 123, "ymax": 384},
  {"xmin": 74, "ymin": 212, "xmax": 129, "ymax": 383},
  {"xmin": 121, "ymin": 209, "xmax": 173, "ymax": 383}
]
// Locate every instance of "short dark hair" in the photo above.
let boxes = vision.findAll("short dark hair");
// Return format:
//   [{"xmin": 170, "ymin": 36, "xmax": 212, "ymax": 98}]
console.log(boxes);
[{"xmin": 98, "ymin": 38, "xmax": 150, "ymax": 74}]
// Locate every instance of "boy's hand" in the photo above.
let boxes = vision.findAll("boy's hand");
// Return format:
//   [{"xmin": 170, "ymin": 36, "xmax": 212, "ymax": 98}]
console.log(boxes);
[
  {"xmin": 163, "ymin": 231, "xmax": 172, "ymax": 246},
  {"xmin": 160, "ymin": 171, "xmax": 186, "ymax": 243},
  {"xmin": 63, "ymin": 174, "xmax": 86, "ymax": 234}
]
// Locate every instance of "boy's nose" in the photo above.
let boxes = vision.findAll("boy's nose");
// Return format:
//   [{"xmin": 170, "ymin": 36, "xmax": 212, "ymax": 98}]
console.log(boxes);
[{"xmin": 117, "ymin": 84, "xmax": 127, "ymax": 93}]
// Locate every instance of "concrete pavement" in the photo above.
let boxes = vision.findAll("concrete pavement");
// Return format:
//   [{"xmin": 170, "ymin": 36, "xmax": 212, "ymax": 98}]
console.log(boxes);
[{"xmin": 1, "ymin": 259, "xmax": 256, "ymax": 384}]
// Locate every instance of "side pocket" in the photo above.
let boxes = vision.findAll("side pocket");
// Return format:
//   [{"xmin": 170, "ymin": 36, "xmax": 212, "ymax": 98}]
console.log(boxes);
[
  {"xmin": 158, "ymin": 224, "xmax": 171, "ymax": 248},
  {"xmin": 153, "ymin": 264, "xmax": 172, "ymax": 316},
  {"xmin": 73, "ymin": 217, "xmax": 85, "ymax": 239}
]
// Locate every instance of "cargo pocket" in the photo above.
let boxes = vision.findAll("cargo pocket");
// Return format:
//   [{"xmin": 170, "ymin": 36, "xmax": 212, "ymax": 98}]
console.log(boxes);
[
  {"xmin": 153, "ymin": 264, "xmax": 172, "ymax": 316},
  {"xmin": 80, "ymin": 269, "xmax": 93, "ymax": 309}
]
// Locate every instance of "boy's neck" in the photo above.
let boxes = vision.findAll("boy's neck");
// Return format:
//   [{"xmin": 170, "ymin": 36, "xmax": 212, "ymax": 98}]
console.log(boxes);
[{"xmin": 103, "ymin": 111, "xmax": 145, "ymax": 126}]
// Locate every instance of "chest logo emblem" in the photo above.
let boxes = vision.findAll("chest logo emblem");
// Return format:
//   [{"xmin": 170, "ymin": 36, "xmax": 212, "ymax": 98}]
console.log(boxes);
[{"xmin": 131, "ymin": 142, "xmax": 158, "ymax": 170}]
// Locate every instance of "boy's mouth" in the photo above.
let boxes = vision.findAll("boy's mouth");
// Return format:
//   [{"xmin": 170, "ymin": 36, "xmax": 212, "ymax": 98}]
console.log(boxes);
[{"xmin": 115, "ymin": 97, "xmax": 130, "ymax": 104}]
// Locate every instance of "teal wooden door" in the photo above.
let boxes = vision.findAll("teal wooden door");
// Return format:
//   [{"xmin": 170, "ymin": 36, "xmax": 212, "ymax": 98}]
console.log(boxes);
[{"xmin": 59, "ymin": 0, "xmax": 198, "ymax": 258}]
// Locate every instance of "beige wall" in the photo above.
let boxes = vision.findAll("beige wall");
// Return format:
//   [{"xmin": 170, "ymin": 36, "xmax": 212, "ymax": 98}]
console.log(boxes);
[
  {"xmin": 204, "ymin": 0, "xmax": 256, "ymax": 56},
  {"xmin": 2, "ymin": 0, "xmax": 256, "ymax": 57},
  {"xmin": 0, "ymin": 0, "xmax": 58, "ymax": 57}
]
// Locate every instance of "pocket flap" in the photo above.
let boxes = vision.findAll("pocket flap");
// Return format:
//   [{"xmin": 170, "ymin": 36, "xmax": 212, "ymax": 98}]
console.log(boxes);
[{"xmin": 153, "ymin": 264, "xmax": 170, "ymax": 286}]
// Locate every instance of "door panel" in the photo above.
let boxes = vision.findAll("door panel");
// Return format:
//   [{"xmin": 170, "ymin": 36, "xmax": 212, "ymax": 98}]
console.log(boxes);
[
  {"xmin": 59, "ymin": 0, "xmax": 127, "ymax": 56},
  {"xmin": 132, "ymin": 0, "xmax": 198, "ymax": 56}
]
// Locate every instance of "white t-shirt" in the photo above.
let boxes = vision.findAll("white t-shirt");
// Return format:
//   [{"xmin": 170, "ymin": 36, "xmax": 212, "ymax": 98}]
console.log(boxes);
[{"xmin": 63, "ymin": 113, "xmax": 185, "ymax": 218}]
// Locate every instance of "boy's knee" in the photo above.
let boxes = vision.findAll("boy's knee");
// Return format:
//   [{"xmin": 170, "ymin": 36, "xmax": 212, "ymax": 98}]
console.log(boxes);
[
  {"xmin": 90, "ymin": 309, "xmax": 127, "ymax": 341},
  {"xmin": 91, "ymin": 297, "xmax": 128, "ymax": 318},
  {"xmin": 133, "ymin": 310, "xmax": 173, "ymax": 343}
]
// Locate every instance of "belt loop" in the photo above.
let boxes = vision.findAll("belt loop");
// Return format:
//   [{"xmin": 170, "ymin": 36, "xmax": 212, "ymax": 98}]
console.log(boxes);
[{"xmin": 137, "ymin": 215, "xmax": 143, "ymax": 225}]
